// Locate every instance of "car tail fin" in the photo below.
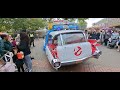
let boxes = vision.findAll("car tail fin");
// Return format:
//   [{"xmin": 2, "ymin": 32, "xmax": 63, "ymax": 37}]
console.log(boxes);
[
  {"xmin": 88, "ymin": 39, "xmax": 101, "ymax": 46},
  {"xmin": 88, "ymin": 39, "xmax": 97, "ymax": 44}
]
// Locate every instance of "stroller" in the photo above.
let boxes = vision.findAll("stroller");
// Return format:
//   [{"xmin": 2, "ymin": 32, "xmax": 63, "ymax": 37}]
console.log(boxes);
[
  {"xmin": 0, "ymin": 51, "xmax": 17, "ymax": 72},
  {"xmin": 107, "ymin": 37, "xmax": 118, "ymax": 49}
]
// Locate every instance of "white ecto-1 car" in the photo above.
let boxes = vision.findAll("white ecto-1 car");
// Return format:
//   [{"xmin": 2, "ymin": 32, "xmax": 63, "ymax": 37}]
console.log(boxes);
[{"xmin": 43, "ymin": 30, "xmax": 102, "ymax": 70}]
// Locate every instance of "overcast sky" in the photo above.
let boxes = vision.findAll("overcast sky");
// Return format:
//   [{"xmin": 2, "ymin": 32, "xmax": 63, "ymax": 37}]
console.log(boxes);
[{"xmin": 85, "ymin": 18, "xmax": 104, "ymax": 28}]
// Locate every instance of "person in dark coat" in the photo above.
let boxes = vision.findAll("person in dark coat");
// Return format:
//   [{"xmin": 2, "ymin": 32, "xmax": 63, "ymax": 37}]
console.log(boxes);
[
  {"xmin": 96, "ymin": 32, "xmax": 100, "ymax": 40},
  {"xmin": 104, "ymin": 32, "xmax": 111, "ymax": 46},
  {"xmin": 29, "ymin": 32, "xmax": 35, "ymax": 47},
  {"xmin": 0, "ymin": 34, "xmax": 12, "ymax": 61},
  {"xmin": 18, "ymin": 32, "xmax": 32, "ymax": 72},
  {"xmin": 90, "ymin": 31, "xmax": 97, "ymax": 39},
  {"xmin": 1, "ymin": 34, "xmax": 12, "ymax": 52}
]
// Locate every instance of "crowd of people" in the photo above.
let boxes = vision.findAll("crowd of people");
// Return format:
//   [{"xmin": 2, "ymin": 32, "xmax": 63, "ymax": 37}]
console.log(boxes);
[
  {"xmin": 0, "ymin": 30, "xmax": 36, "ymax": 72},
  {"xmin": 85, "ymin": 28, "xmax": 120, "ymax": 52}
]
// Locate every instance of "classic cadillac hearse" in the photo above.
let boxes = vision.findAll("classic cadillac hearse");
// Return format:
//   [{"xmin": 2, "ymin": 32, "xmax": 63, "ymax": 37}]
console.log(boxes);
[{"xmin": 43, "ymin": 23, "xmax": 102, "ymax": 70}]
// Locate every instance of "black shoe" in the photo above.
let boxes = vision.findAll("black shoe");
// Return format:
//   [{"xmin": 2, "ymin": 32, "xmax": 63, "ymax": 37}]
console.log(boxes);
[
  {"xmin": 31, "ymin": 57, "xmax": 34, "ymax": 60},
  {"xmin": 25, "ymin": 68, "xmax": 28, "ymax": 72}
]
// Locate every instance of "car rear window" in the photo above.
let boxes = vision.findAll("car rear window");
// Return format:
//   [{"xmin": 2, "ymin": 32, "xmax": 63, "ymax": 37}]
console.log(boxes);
[{"xmin": 61, "ymin": 32, "xmax": 85, "ymax": 45}]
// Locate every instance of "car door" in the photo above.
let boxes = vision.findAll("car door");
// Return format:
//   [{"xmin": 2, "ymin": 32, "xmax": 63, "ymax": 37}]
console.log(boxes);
[{"xmin": 57, "ymin": 32, "xmax": 92, "ymax": 62}]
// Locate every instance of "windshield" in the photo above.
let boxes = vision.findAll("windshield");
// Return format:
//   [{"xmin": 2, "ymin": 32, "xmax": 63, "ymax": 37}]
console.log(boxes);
[{"xmin": 61, "ymin": 32, "xmax": 85, "ymax": 45}]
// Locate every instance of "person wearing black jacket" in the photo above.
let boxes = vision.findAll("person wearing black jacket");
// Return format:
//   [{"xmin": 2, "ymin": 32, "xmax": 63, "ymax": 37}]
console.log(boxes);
[
  {"xmin": 104, "ymin": 32, "xmax": 111, "ymax": 46},
  {"xmin": 18, "ymin": 32, "xmax": 32, "ymax": 72},
  {"xmin": 89, "ymin": 31, "xmax": 97, "ymax": 39},
  {"xmin": 96, "ymin": 32, "xmax": 100, "ymax": 40},
  {"xmin": 29, "ymin": 32, "xmax": 35, "ymax": 47}
]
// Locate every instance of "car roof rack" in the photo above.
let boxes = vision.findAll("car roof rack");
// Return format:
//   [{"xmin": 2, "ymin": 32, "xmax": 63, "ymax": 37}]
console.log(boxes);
[{"xmin": 51, "ymin": 24, "xmax": 80, "ymax": 31}]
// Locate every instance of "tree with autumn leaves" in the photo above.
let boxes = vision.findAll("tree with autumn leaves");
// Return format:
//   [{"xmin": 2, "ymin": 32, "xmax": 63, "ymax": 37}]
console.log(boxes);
[
  {"xmin": 64, "ymin": 18, "xmax": 88, "ymax": 26},
  {"xmin": 0, "ymin": 18, "xmax": 88, "ymax": 33},
  {"xmin": 0, "ymin": 18, "xmax": 46, "ymax": 32}
]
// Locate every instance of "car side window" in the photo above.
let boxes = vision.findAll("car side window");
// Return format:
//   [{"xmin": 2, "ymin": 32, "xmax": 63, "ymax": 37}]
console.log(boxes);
[
  {"xmin": 53, "ymin": 35, "xmax": 62, "ymax": 46},
  {"xmin": 48, "ymin": 35, "xmax": 53, "ymax": 44}
]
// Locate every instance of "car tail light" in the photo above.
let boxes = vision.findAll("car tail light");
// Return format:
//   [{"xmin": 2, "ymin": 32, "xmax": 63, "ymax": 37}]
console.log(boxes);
[
  {"xmin": 54, "ymin": 62, "xmax": 61, "ymax": 68},
  {"xmin": 52, "ymin": 49, "xmax": 58, "ymax": 59},
  {"xmin": 88, "ymin": 39, "xmax": 101, "ymax": 54},
  {"xmin": 52, "ymin": 59, "xmax": 61, "ymax": 69},
  {"xmin": 91, "ymin": 44, "xmax": 97, "ymax": 54}
]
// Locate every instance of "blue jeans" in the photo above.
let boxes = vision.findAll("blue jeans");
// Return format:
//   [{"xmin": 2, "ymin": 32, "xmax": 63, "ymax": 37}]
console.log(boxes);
[{"xmin": 24, "ymin": 54, "xmax": 32, "ymax": 72}]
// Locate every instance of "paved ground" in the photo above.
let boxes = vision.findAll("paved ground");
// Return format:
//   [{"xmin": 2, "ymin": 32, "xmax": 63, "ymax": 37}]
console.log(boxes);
[{"xmin": 31, "ymin": 39, "xmax": 120, "ymax": 72}]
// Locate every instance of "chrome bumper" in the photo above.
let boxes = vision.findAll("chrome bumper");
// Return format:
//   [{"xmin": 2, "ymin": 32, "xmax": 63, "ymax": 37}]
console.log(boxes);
[
  {"xmin": 60, "ymin": 50, "xmax": 102, "ymax": 66},
  {"xmin": 53, "ymin": 50, "xmax": 102, "ymax": 69}
]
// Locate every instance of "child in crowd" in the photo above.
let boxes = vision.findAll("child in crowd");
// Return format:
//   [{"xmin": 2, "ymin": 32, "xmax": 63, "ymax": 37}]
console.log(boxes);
[{"xmin": 12, "ymin": 47, "xmax": 24, "ymax": 72}]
